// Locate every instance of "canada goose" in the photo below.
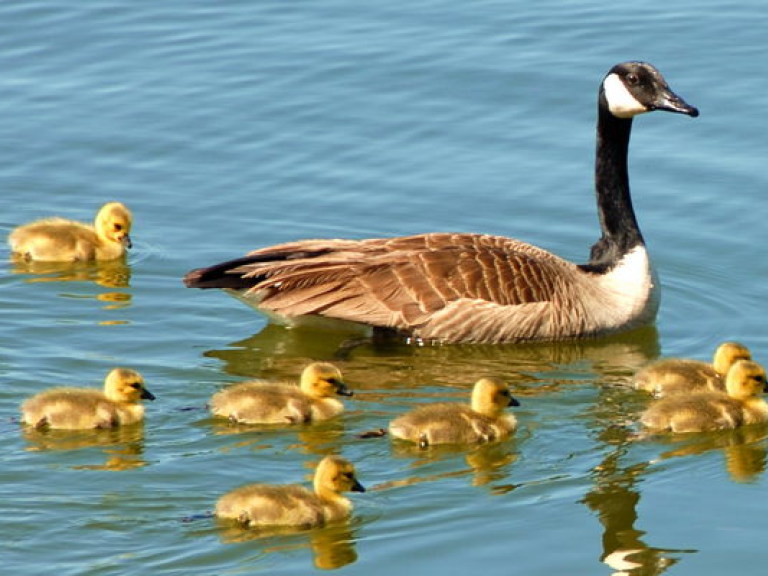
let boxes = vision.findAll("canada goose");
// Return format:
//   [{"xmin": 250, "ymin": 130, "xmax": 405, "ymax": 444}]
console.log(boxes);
[
  {"xmin": 389, "ymin": 377, "xmax": 519, "ymax": 447},
  {"xmin": 215, "ymin": 455, "xmax": 365, "ymax": 528},
  {"xmin": 634, "ymin": 341, "xmax": 752, "ymax": 397},
  {"xmin": 210, "ymin": 362, "xmax": 352, "ymax": 424},
  {"xmin": 640, "ymin": 360, "xmax": 768, "ymax": 433},
  {"xmin": 9, "ymin": 202, "xmax": 133, "ymax": 262},
  {"xmin": 20, "ymin": 368, "xmax": 155, "ymax": 429},
  {"xmin": 184, "ymin": 62, "xmax": 698, "ymax": 344}
]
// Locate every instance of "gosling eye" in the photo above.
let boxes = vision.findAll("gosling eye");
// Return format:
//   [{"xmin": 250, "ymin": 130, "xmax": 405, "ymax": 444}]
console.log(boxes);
[
  {"xmin": 129, "ymin": 382, "xmax": 143, "ymax": 390},
  {"xmin": 114, "ymin": 224, "xmax": 123, "ymax": 231}
]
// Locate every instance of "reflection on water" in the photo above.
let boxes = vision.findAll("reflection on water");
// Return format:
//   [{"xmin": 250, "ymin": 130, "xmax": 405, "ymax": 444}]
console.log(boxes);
[
  {"xmin": 649, "ymin": 425, "xmax": 768, "ymax": 484},
  {"xmin": 381, "ymin": 440, "xmax": 519, "ymax": 492},
  {"xmin": 9, "ymin": 257, "xmax": 133, "ymax": 313},
  {"xmin": 204, "ymin": 323, "xmax": 661, "ymax": 387},
  {"xmin": 21, "ymin": 423, "xmax": 147, "ymax": 471},
  {"xmin": 208, "ymin": 417, "xmax": 347, "ymax": 459},
  {"xmin": 216, "ymin": 518, "xmax": 360, "ymax": 570},
  {"xmin": 583, "ymin": 435, "xmax": 692, "ymax": 575}
]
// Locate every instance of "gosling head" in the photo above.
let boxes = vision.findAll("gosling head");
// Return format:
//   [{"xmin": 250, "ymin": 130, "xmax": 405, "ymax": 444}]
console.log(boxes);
[
  {"xmin": 601, "ymin": 61, "xmax": 699, "ymax": 120},
  {"xmin": 725, "ymin": 360, "xmax": 768, "ymax": 400},
  {"xmin": 314, "ymin": 455, "xmax": 365, "ymax": 495},
  {"xmin": 95, "ymin": 202, "xmax": 133, "ymax": 248},
  {"xmin": 104, "ymin": 368, "xmax": 155, "ymax": 403},
  {"xmin": 470, "ymin": 377, "xmax": 520, "ymax": 418},
  {"xmin": 300, "ymin": 362, "xmax": 352, "ymax": 398},
  {"xmin": 712, "ymin": 342, "xmax": 752, "ymax": 376}
]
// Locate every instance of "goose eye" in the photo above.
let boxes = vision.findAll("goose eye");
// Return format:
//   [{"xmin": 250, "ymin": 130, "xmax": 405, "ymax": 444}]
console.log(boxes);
[{"xmin": 626, "ymin": 73, "xmax": 639, "ymax": 85}]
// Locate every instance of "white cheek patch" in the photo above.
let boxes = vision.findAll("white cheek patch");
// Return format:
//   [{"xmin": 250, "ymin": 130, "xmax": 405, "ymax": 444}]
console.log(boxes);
[{"xmin": 603, "ymin": 73, "xmax": 647, "ymax": 118}]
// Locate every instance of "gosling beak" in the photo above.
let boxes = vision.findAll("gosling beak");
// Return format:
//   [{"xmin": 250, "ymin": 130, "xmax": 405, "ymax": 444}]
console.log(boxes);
[
  {"xmin": 351, "ymin": 479, "xmax": 366, "ymax": 493},
  {"xmin": 508, "ymin": 396, "xmax": 520, "ymax": 407},
  {"xmin": 336, "ymin": 383, "xmax": 353, "ymax": 397},
  {"xmin": 141, "ymin": 387, "xmax": 156, "ymax": 401},
  {"xmin": 122, "ymin": 234, "xmax": 133, "ymax": 249},
  {"xmin": 653, "ymin": 88, "xmax": 699, "ymax": 117}
]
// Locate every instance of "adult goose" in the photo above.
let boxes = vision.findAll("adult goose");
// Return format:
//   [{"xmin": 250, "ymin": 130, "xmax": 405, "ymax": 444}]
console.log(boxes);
[{"xmin": 184, "ymin": 62, "xmax": 699, "ymax": 344}]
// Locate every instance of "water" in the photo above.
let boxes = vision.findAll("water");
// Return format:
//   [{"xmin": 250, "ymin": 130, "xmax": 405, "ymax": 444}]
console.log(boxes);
[{"xmin": 2, "ymin": 1, "xmax": 767, "ymax": 574}]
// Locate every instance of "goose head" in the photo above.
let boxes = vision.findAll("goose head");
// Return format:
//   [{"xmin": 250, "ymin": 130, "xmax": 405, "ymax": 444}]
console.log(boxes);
[
  {"xmin": 601, "ymin": 61, "xmax": 699, "ymax": 119},
  {"xmin": 712, "ymin": 342, "xmax": 752, "ymax": 376},
  {"xmin": 104, "ymin": 368, "xmax": 155, "ymax": 403},
  {"xmin": 725, "ymin": 360, "xmax": 768, "ymax": 400},
  {"xmin": 313, "ymin": 455, "xmax": 365, "ymax": 496},
  {"xmin": 300, "ymin": 362, "xmax": 352, "ymax": 398},
  {"xmin": 95, "ymin": 202, "xmax": 133, "ymax": 249},
  {"xmin": 470, "ymin": 377, "xmax": 520, "ymax": 418}
]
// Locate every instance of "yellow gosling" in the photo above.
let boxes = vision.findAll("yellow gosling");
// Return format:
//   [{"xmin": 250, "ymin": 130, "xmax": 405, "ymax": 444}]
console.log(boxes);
[
  {"xmin": 210, "ymin": 362, "xmax": 351, "ymax": 424},
  {"xmin": 21, "ymin": 368, "xmax": 155, "ymax": 429},
  {"xmin": 389, "ymin": 377, "xmax": 519, "ymax": 447},
  {"xmin": 9, "ymin": 202, "xmax": 133, "ymax": 262},
  {"xmin": 634, "ymin": 341, "xmax": 751, "ymax": 397},
  {"xmin": 215, "ymin": 455, "xmax": 365, "ymax": 528},
  {"xmin": 640, "ymin": 360, "xmax": 768, "ymax": 433}
]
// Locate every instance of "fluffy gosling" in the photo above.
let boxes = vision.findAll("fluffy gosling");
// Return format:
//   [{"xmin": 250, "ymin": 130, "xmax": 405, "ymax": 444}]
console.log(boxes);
[
  {"xmin": 640, "ymin": 360, "xmax": 768, "ymax": 433},
  {"xmin": 634, "ymin": 341, "xmax": 751, "ymax": 397},
  {"xmin": 9, "ymin": 202, "xmax": 133, "ymax": 262},
  {"xmin": 210, "ymin": 362, "xmax": 352, "ymax": 425},
  {"xmin": 389, "ymin": 377, "xmax": 519, "ymax": 447},
  {"xmin": 21, "ymin": 368, "xmax": 155, "ymax": 429},
  {"xmin": 215, "ymin": 455, "xmax": 365, "ymax": 528}
]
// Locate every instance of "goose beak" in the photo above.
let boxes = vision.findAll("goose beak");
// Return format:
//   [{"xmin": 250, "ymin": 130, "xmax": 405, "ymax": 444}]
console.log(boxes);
[
  {"xmin": 653, "ymin": 89, "xmax": 699, "ymax": 117},
  {"xmin": 141, "ymin": 387, "xmax": 156, "ymax": 401}
]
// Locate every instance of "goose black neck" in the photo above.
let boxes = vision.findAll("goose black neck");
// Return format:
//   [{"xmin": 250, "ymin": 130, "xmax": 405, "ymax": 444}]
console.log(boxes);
[{"xmin": 582, "ymin": 101, "xmax": 644, "ymax": 272}]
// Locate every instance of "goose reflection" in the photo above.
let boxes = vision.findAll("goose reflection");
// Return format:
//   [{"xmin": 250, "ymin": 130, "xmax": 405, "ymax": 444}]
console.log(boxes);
[
  {"xmin": 202, "ymin": 323, "xmax": 660, "ymax": 386},
  {"xmin": 21, "ymin": 423, "xmax": 146, "ymax": 471},
  {"xmin": 583, "ymin": 381, "xmax": 697, "ymax": 576}
]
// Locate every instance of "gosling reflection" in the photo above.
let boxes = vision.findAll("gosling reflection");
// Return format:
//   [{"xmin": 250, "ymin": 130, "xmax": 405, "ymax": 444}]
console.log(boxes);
[
  {"xmin": 10, "ymin": 257, "xmax": 132, "ymax": 311},
  {"xmin": 209, "ymin": 416, "xmax": 347, "ymax": 458},
  {"xmin": 21, "ymin": 424, "xmax": 146, "ymax": 471},
  {"xmin": 217, "ymin": 519, "xmax": 359, "ymax": 570},
  {"xmin": 650, "ymin": 425, "xmax": 768, "ymax": 483},
  {"xmin": 382, "ymin": 441, "xmax": 518, "ymax": 490}
]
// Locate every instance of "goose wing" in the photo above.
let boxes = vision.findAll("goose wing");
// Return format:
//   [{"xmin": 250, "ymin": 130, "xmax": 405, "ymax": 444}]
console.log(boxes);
[{"xmin": 186, "ymin": 233, "xmax": 582, "ymax": 341}]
